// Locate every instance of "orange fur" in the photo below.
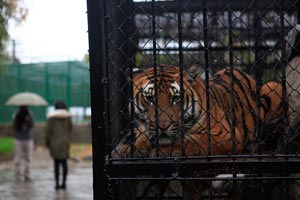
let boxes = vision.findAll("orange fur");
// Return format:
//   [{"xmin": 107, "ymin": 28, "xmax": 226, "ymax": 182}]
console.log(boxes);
[{"xmin": 260, "ymin": 81, "xmax": 286, "ymax": 124}]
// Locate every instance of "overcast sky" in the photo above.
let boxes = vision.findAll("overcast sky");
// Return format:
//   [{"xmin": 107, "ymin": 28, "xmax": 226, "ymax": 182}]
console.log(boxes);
[{"xmin": 8, "ymin": 0, "xmax": 89, "ymax": 63}]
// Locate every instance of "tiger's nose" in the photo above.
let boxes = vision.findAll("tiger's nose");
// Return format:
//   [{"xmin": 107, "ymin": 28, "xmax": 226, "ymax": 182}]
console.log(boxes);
[{"xmin": 159, "ymin": 121, "xmax": 171, "ymax": 130}]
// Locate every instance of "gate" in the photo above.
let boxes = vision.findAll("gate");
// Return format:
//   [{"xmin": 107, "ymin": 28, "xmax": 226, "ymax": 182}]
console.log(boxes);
[{"xmin": 86, "ymin": 0, "xmax": 300, "ymax": 199}]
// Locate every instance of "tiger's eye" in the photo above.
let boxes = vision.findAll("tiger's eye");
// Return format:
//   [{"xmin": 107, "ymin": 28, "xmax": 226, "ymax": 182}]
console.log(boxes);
[
  {"xmin": 172, "ymin": 87, "xmax": 179, "ymax": 94},
  {"xmin": 144, "ymin": 94, "xmax": 154, "ymax": 104},
  {"xmin": 171, "ymin": 94, "xmax": 180, "ymax": 104}
]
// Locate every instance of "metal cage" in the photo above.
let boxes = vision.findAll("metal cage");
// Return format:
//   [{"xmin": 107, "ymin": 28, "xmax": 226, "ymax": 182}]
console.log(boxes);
[{"xmin": 87, "ymin": 0, "xmax": 300, "ymax": 199}]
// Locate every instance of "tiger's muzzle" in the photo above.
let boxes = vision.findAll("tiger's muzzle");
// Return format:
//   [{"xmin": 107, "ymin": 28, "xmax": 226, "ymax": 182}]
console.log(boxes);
[{"xmin": 149, "ymin": 124, "xmax": 180, "ymax": 145}]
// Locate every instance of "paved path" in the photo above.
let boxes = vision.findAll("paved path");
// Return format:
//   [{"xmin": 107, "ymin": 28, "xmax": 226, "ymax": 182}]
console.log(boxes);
[{"xmin": 0, "ymin": 146, "xmax": 93, "ymax": 200}]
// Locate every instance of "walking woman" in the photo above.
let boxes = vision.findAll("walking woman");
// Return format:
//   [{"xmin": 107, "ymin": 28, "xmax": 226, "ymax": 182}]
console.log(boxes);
[
  {"xmin": 13, "ymin": 105, "xmax": 34, "ymax": 181},
  {"xmin": 45, "ymin": 101, "xmax": 72, "ymax": 190}
]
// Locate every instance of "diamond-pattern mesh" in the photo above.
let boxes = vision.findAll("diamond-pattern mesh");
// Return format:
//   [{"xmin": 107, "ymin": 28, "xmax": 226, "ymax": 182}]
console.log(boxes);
[{"xmin": 88, "ymin": 0, "xmax": 300, "ymax": 199}]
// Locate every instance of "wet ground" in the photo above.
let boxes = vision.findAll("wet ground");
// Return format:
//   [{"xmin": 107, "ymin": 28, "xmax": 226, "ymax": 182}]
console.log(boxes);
[{"xmin": 0, "ymin": 146, "xmax": 93, "ymax": 200}]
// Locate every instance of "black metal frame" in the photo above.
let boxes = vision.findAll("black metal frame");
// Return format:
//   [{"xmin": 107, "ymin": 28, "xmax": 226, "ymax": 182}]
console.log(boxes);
[{"xmin": 87, "ymin": 0, "xmax": 300, "ymax": 199}]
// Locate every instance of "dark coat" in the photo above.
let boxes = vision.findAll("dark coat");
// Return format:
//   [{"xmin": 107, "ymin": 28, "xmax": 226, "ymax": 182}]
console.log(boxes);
[
  {"xmin": 45, "ymin": 109, "xmax": 72, "ymax": 159},
  {"xmin": 13, "ymin": 109, "xmax": 34, "ymax": 140}
]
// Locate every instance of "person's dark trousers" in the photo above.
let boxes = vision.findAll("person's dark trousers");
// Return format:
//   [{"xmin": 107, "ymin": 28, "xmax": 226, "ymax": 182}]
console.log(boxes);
[{"xmin": 54, "ymin": 159, "xmax": 68, "ymax": 189}]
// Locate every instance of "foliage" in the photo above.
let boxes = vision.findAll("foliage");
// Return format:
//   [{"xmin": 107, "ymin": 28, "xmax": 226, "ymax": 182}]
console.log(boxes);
[
  {"xmin": 0, "ymin": 0, "xmax": 28, "ymax": 74},
  {"xmin": 83, "ymin": 54, "xmax": 89, "ymax": 63},
  {"xmin": 0, "ymin": 137, "xmax": 14, "ymax": 154}
]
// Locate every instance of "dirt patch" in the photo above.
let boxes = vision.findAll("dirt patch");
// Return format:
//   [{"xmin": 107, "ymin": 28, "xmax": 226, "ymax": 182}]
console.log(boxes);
[
  {"xmin": 70, "ymin": 143, "xmax": 92, "ymax": 161},
  {"xmin": 0, "ymin": 152, "xmax": 13, "ymax": 162}
]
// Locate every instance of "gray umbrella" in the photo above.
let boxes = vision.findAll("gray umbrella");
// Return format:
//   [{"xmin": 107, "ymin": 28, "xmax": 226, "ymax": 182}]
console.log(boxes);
[{"xmin": 5, "ymin": 92, "xmax": 48, "ymax": 106}]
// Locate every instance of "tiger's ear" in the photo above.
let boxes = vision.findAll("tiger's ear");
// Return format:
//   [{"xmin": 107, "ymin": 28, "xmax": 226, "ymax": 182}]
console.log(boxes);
[
  {"xmin": 128, "ymin": 67, "xmax": 142, "ymax": 81},
  {"xmin": 185, "ymin": 63, "xmax": 211, "ymax": 83},
  {"xmin": 133, "ymin": 67, "xmax": 141, "ymax": 74}
]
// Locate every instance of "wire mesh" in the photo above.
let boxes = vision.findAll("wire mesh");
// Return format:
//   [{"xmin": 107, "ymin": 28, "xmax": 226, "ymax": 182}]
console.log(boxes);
[{"xmin": 87, "ymin": 0, "xmax": 300, "ymax": 199}]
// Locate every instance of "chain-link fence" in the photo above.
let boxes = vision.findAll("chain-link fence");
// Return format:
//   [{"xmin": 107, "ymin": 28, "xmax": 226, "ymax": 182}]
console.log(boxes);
[
  {"xmin": 0, "ymin": 61, "xmax": 90, "ymax": 124},
  {"xmin": 87, "ymin": 0, "xmax": 300, "ymax": 199}
]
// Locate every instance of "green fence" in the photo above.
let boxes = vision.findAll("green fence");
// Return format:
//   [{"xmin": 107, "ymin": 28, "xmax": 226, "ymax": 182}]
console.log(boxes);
[{"xmin": 0, "ymin": 61, "xmax": 90, "ymax": 124}]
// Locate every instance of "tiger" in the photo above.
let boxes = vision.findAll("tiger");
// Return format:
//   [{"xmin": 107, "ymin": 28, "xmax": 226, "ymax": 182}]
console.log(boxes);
[{"xmin": 112, "ymin": 65, "xmax": 286, "ymax": 158}]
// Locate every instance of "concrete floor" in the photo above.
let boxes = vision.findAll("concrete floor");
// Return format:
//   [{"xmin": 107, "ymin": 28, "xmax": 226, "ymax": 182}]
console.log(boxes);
[{"xmin": 0, "ymin": 146, "xmax": 93, "ymax": 200}]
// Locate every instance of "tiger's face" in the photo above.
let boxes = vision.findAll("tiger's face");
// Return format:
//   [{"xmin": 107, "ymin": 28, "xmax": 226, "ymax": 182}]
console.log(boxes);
[{"xmin": 132, "ymin": 66, "xmax": 202, "ymax": 146}]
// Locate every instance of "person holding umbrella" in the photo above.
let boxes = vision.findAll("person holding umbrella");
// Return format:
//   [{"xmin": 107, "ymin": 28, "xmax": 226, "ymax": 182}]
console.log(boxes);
[
  {"xmin": 5, "ymin": 92, "xmax": 48, "ymax": 181},
  {"xmin": 13, "ymin": 105, "xmax": 34, "ymax": 181},
  {"xmin": 45, "ymin": 101, "xmax": 73, "ymax": 190}
]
